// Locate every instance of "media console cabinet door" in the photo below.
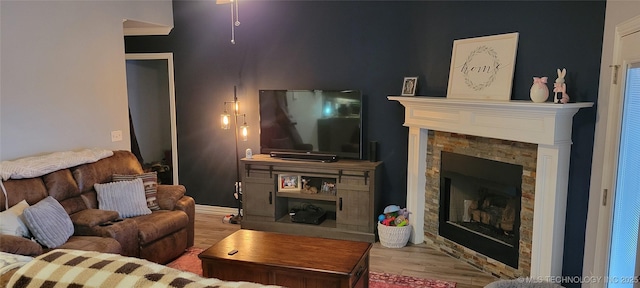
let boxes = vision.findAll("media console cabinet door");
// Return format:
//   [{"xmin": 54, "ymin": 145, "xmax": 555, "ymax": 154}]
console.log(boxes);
[
  {"xmin": 243, "ymin": 171, "xmax": 275, "ymax": 219},
  {"xmin": 337, "ymin": 189, "xmax": 371, "ymax": 232}
]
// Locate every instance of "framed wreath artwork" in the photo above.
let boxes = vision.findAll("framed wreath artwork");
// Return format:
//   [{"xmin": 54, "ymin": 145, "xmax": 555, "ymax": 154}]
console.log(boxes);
[
  {"xmin": 401, "ymin": 77, "xmax": 418, "ymax": 96},
  {"xmin": 447, "ymin": 32, "xmax": 519, "ymax": 101}
]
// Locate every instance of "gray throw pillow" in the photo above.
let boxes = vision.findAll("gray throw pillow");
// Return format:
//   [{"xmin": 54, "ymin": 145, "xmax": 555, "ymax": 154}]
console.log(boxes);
[
  {"xmin": 22, "ymin": 196, "xmax": 74, "ymax": 248},
  {"xmin": 112, "ymin": 172, "xmax": 160, "ymax": 211},
  {"xmin": 95, "ymin": 178, "xmax": 152, "ymax": 218}
]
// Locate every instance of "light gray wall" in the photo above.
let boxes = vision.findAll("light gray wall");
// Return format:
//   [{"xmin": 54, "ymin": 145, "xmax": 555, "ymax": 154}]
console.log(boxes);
[
  {"xmin": 126, "ymin": 59, "xmax": 171, "ymax": 164},
  {"xmin": 584, "ymin": 0, "xmax": 640, "ymax": 280},
  {"xmin": 0, "ymin": 0, "xmax": 173, "ymax": 161}
]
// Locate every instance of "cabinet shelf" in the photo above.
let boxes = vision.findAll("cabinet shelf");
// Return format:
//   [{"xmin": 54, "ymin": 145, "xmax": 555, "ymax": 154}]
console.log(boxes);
[
  {"xmin": 276, "ymin": 215, "xmax": 337, "ymax": 228},
  {"xmin": 277, "ymin": 191, "xmax": 336, "ymax": 201}
]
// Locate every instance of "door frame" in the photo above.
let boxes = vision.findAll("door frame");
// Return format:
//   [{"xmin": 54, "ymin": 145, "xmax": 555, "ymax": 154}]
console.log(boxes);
[
  {"xmin": 125, "ymin": 53, "xmax": 179, "ymax": 184},
  {"xmin": 585, "ymin": 15, "xmax": 640, "ymax": 286}
]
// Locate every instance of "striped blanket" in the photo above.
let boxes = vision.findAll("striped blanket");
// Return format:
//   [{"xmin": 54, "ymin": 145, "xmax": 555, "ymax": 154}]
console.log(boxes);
[{"xmin": 7, "ymin": 249, "xmax": 280, "ymax": 288}]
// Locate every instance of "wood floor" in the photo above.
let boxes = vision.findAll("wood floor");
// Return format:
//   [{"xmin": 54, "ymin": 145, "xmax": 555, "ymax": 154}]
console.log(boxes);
[{"xmin": 193, "ymin": 207, "xmax": 497, "ymax": 288}]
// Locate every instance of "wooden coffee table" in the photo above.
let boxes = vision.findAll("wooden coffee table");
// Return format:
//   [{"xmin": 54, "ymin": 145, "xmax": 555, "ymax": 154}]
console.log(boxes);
[{"xmin": 199, "ymin": 229, "xmax": 372, "ymax": 288}]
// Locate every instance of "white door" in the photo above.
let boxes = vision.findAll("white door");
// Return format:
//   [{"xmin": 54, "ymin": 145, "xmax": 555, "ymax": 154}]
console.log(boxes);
[{"xmin": 602, "ymin": 27, "xmax": 640, "ymax": 288}]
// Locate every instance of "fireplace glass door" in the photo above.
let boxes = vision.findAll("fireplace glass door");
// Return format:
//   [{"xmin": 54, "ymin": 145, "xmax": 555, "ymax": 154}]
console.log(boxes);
[{"xmin": 439, "ymin": 151, "xmax": 522, "ymax": 268}]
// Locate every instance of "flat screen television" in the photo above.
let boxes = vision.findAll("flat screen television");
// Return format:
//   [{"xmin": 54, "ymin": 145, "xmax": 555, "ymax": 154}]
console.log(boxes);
[{"xmin": 259, "ymin": 89, "xmax": 363, "ymax": 160}]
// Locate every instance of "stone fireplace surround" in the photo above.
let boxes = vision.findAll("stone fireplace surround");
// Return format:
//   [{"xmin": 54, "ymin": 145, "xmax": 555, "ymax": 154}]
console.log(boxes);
[
  {"xmin": 388, "ymin": 96, "xmax": 592, "ymax": 278},
  {"xmin": 429, "ymin": 131, "xmax": 536, "ymax": 277}
]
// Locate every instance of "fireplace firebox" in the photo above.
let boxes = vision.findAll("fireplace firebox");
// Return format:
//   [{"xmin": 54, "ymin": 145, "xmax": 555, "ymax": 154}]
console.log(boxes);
[{"xmin": 439, "ymin": 151, "xmax": 522, "ymax": 268}]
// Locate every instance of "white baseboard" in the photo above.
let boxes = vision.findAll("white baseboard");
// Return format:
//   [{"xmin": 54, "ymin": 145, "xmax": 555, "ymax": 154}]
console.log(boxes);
[{"xmin": 194, "ymin": 204, "xmax": 237, "ymax": 215}]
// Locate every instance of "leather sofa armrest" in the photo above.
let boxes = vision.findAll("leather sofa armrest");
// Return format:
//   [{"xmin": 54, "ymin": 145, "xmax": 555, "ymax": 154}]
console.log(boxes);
[
  {"xmin": 174, "ymin": 195, "xmax": 195, "ymax": 247},
  {"xmin": 157, "ymin": 184, "xmax": 186, "ymax": 210},
  {"xmin": 72, "ymin": 218, "xmax": 139, "ymax": 257},
  {"xmin": 0, "ymin": 234, "xmax": 43, "ymax": 256},
  {"xmin": 70, "ymin": 209, "xmax": 119, "ymax": 234}
]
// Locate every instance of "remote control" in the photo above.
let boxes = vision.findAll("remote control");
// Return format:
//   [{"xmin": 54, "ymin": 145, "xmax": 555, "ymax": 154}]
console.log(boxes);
[{"xmin": 227, "ymin": 249, "xmax": 238, "ymax": 255}]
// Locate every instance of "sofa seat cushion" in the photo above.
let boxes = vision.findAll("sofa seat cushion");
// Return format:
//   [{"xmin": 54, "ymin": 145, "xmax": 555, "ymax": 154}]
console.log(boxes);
[
  {"xmin": 133, "ymin": 210, "xmax": 188, "ymax": 246},
  {"xmin": 56, "ymin": 236, "xmax": 121, "ymax": 255}
]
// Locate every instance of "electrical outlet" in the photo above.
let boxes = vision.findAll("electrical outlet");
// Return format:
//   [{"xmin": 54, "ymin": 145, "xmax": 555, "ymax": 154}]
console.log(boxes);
[{"xmin": 111, "ymin": 130, "xmax": 123, "ymax": 142}]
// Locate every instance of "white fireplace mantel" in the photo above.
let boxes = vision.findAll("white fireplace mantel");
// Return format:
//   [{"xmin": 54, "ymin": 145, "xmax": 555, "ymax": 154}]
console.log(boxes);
[{"xmin": 388, "ymin": 96, "xmax": 593, "ymax": 277}]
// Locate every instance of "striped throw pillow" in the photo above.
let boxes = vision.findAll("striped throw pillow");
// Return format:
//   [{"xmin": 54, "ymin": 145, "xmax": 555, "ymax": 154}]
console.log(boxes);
[{"xmin": 112, "ymin": 172, "xmax": 160, "ymax": 211}]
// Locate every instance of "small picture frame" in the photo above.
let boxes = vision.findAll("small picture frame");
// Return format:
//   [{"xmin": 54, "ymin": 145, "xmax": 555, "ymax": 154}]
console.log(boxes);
[
  {"xmin": 401, "ymin": 77, "xmax": 418, "ymax": 96},
  {"xmin": 278, "ymin": 174, "xmax": 301, "ymax": 192}
]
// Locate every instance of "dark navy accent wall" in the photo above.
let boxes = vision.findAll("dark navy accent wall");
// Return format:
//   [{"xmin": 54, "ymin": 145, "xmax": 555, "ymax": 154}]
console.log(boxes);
[{"xmin": 125, "ymin": 1, "xmax": 605, "ymax": 284}]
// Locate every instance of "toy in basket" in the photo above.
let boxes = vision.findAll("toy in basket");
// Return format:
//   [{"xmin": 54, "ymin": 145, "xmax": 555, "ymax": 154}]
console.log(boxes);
[{"xmin": 377, "ymin": 205, "xmax": 412, "ymax": 248}]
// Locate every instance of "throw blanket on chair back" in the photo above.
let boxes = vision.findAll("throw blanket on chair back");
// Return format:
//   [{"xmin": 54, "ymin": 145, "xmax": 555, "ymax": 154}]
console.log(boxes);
[{"xmin": 7, "ymin": 249, "xmax": 279, "ymax": 288}]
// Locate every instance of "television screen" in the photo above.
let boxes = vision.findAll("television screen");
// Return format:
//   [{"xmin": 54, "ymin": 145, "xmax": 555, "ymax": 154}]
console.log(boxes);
[{"xmin": 259, "ymin": 90, "xmax": 362, "ymax": 160}]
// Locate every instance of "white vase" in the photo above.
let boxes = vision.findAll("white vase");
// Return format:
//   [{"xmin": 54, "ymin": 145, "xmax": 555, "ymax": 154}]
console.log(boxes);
[{"xmin": 530, "ymin": 83, "xmax": 549, "ymax": 103}]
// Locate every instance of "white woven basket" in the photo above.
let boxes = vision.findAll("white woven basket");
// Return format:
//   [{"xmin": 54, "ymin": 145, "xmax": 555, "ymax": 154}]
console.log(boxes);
[{"xmin": 377, "ymin": 222, "xmax": 412, "ymax": 248}]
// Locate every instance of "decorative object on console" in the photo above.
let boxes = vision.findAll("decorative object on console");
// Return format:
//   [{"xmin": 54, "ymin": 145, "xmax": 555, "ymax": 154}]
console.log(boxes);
[
  {"xmin": 368, "ymin": 141, "xmax": 378, "ymax": 162},
  {"xmin": 529, "ymin": 77, "xmax": 550, "ymax": 103},
  {"xmin": 278, "ymin": 174, "xmax": 301, "ymax": 192},
  {"xmin": 401, "ymin": 77, "xmax": 418, "ymax": 96},
  {"xmin": 447, "ymin": 32, "xmax": 519, "ymax": 101},
  {"xmin": 553, "ymin": 68, "xmax": 570, "ymax": 104},
  {"xmin": 221, "ymin": 86, "xmax": 248, "ymax": 224},
  {"xmin": 300, "ymin": 177, "xmax": 318, "ymax": 194}
]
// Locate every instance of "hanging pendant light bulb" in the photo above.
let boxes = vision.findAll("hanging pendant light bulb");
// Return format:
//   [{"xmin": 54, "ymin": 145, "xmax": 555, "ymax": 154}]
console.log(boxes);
[
  {"xmin": 221, "ymin": 107, "xmax": 231, "ymax": 130},
  {"xmin": 240, "ymin": 114, "xmax": 248, "ymax": 141}
]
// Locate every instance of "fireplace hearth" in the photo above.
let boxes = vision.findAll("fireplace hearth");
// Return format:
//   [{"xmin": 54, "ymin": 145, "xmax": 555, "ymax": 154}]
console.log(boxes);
[{"xmin": 439, "ymin": 151, "xmax": 522, "ymax": 268}]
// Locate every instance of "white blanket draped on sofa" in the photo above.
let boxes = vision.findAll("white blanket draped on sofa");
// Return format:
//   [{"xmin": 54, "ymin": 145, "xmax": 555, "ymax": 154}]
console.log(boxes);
[{"xmin": 0, "ymin": 148, "xmax": 114, "ymax": 210}]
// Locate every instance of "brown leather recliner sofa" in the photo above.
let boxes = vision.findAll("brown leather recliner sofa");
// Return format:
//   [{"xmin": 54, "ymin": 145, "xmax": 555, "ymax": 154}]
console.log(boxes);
[{"xmin": 0, "ymin": 150, "xmax": 195, "ymax": 264}]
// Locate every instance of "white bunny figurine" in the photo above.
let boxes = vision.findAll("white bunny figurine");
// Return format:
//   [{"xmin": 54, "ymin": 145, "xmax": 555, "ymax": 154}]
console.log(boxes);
[{"xmin": 553, "ymin": 68, "xmax": 569, "ymax": 104}]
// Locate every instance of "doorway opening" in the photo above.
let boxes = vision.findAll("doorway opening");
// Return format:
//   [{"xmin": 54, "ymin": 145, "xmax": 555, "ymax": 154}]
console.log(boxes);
[{"xmin": 125, "ymin": 53, "xmax": 178, "ymax": 184}]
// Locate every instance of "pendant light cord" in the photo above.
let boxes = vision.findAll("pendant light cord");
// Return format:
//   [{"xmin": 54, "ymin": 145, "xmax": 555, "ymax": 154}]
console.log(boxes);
[
  {"xmin": 229, "ymin": 0, "xmax": 240, "ymax": 44},
  {"xmin": 230, "ymin": 2, "xmax": 235, "ymax": 44}
]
